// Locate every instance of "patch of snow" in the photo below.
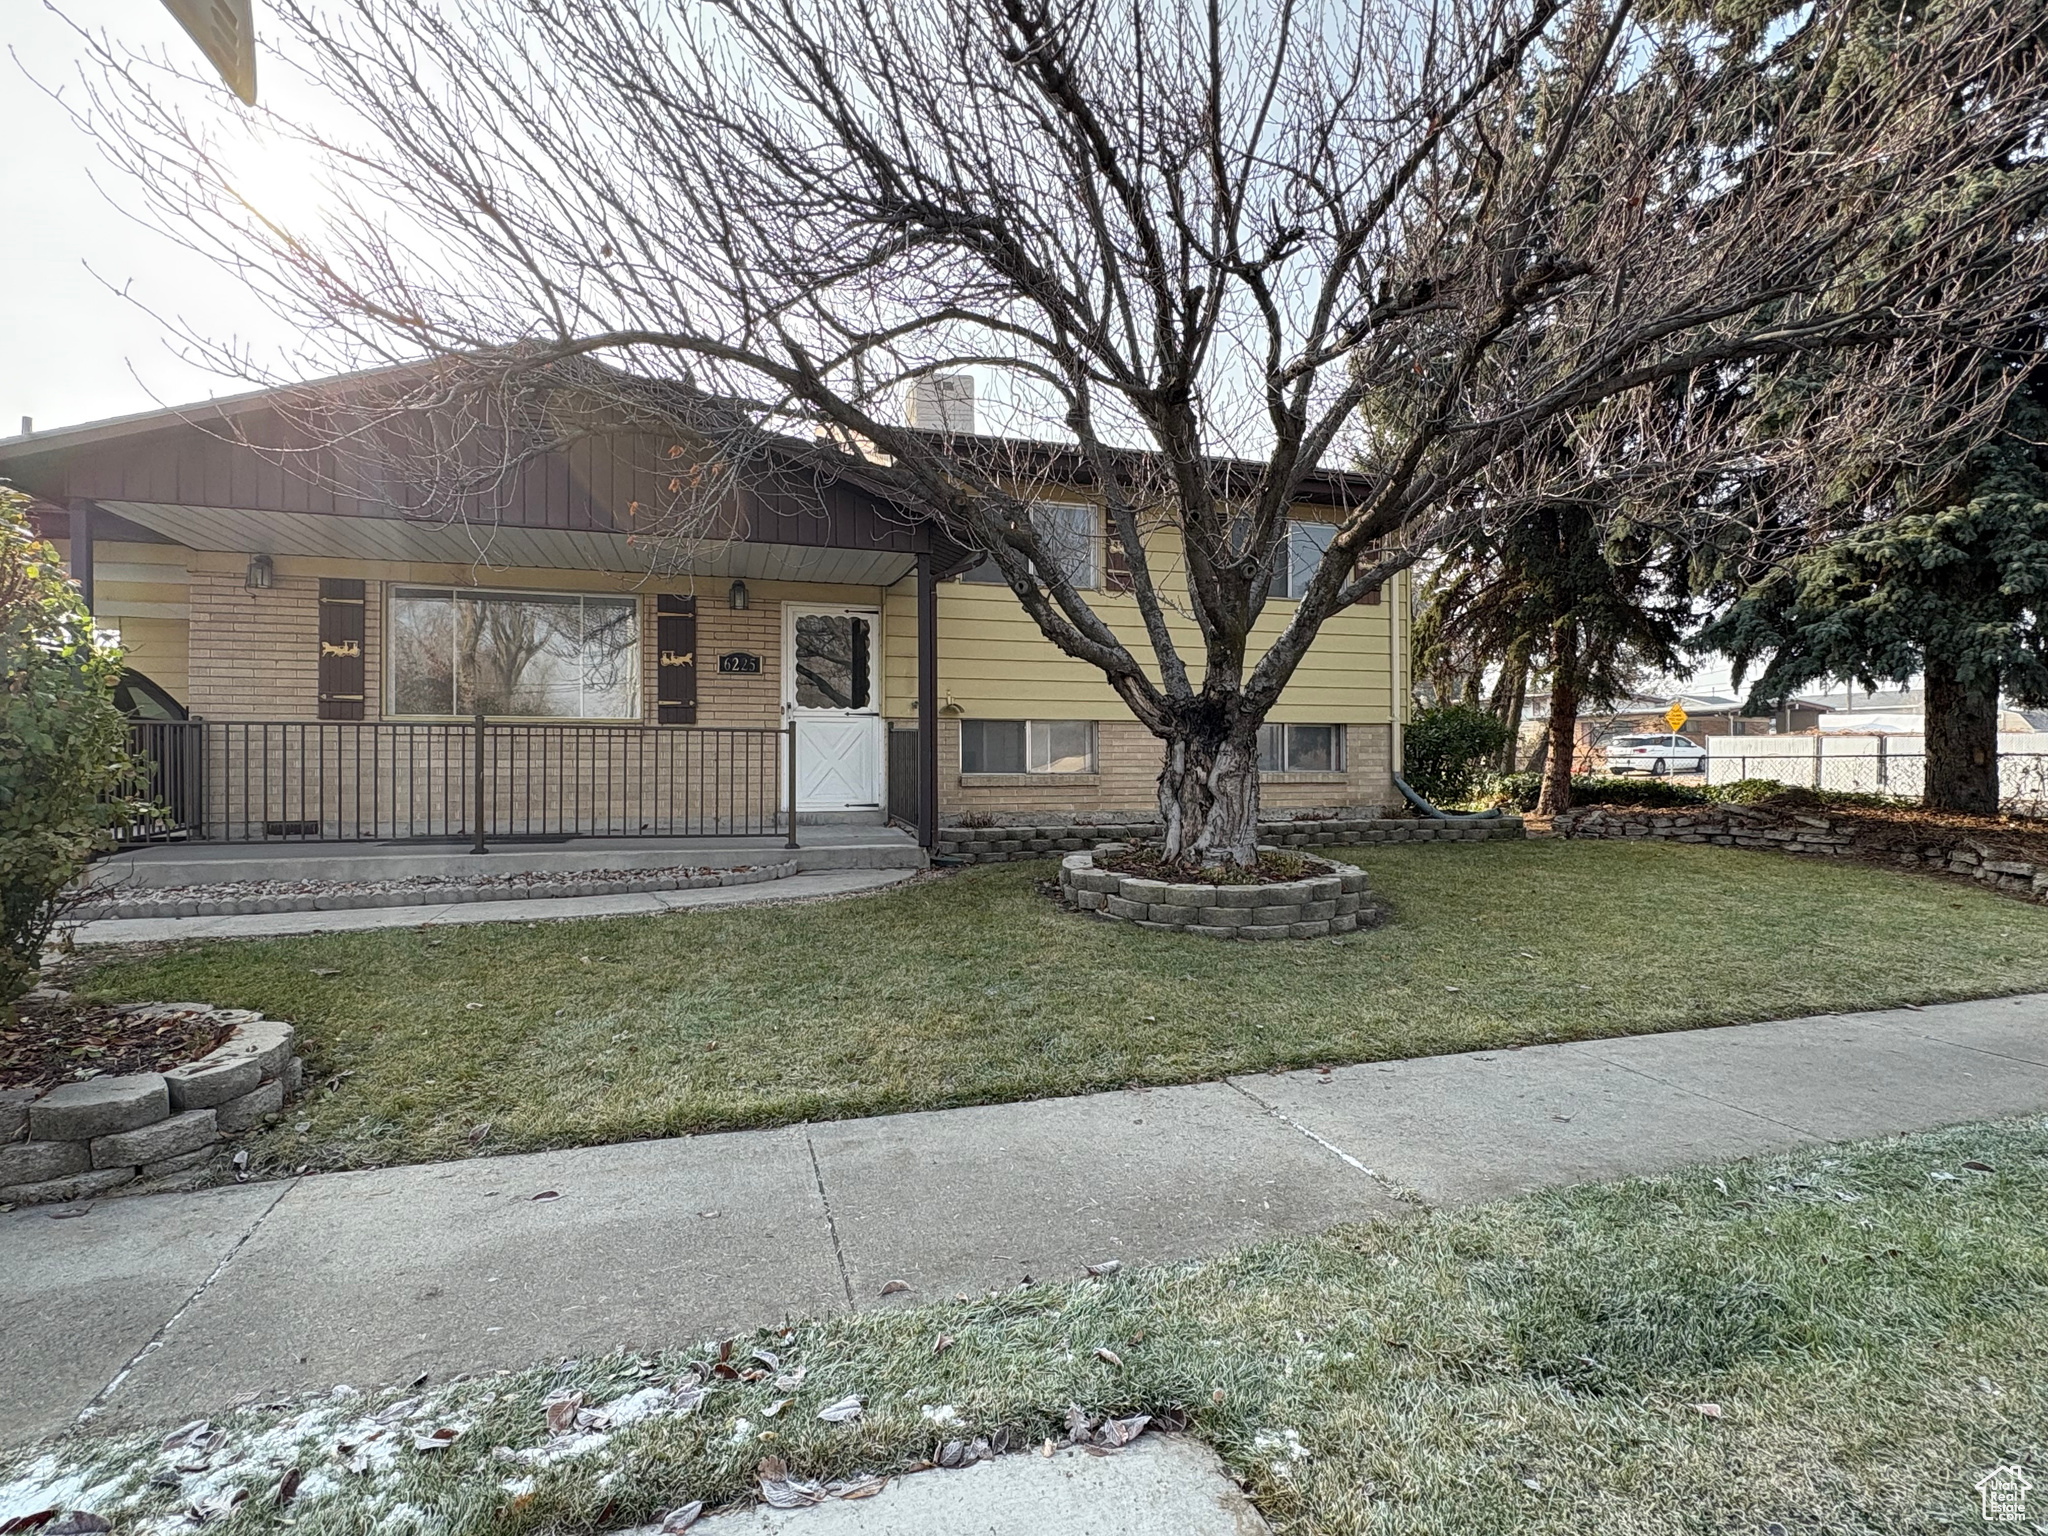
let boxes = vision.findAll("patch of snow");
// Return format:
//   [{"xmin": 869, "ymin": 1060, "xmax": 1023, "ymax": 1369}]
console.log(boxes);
[
  {"xmin": 601, "ymin": 1387, "xmax": 671, "ymax": 1428},
  {"xmin": 0, "ymin": 1457, "xmax": 88, "ymax": 1520}
]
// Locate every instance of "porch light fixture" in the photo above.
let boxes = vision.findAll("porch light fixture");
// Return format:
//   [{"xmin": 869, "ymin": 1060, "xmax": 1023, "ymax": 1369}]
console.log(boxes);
[
  {"xmin": 728, "ymin": 578, "xmax": 750, "ymax": 610},
  {"xmin": 245, "ymin": 554, "xmax": 274, "ymax": 590}
]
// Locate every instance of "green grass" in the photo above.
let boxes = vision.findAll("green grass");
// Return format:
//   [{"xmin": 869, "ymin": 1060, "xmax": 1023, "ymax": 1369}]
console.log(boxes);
[
  {"xmin": 71, "ymin": 838, "xmax": 2048, "ymax": 1174},
  {"xmin": 15, "ymin": 1119, "xmax": 2048, "ymax": 1534}
]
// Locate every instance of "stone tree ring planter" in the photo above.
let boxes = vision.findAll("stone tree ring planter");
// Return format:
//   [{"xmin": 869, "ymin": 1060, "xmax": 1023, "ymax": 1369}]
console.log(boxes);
[{"xmin": 1059, "ymin": 844, "xmax": 1385, "ymax": 940}]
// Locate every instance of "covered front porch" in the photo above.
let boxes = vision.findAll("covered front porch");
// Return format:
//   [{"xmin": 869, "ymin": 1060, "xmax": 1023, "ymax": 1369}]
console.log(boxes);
[{"xmin": 0, "ymin": 390, "xmax": 966, "ymax": 852}]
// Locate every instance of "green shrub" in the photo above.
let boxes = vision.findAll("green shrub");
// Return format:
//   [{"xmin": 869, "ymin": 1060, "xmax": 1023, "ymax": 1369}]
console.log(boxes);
[
  {"xmin": 1715, "ymin": 777, "xmax": 1917, "ymax": 812},
  {"xmin": 1, "ymin": 493, "xmax": 140, "ymax": 1007},
  {"xmin": 1404, "ymin": 704, "xmax": 1513, "ymax": 807},
  {"xmin": 1476, "ymin": 772, "xmax": 1711, "ymax": 812}
]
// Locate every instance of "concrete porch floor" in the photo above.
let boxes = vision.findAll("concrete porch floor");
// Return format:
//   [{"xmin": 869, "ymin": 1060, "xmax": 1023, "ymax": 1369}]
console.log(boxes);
[{"xmin": 85, "ymin": 825, "xmax": 925, "ymax": 889}]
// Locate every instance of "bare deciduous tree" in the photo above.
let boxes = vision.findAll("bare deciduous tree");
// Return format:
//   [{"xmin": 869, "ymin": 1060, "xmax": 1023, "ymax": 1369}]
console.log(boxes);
[{"xmin": 59, "ymin": 0, "xmax": 2048, "ymax": 862}]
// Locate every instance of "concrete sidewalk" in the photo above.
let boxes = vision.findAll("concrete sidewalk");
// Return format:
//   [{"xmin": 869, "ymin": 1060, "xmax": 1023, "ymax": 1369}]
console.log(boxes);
[
  {"xmin": 67, "ymin": 867, "xmax": 919, "ymax": 945},
  {"xmin": 5, "ymin": 993, "xmax": 2046, "ymax": 1446}
]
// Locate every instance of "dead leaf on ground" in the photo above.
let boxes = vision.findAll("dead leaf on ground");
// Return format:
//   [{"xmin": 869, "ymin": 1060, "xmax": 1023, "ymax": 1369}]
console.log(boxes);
[
  {"xmin": 760, "ymin": 1476, "xmax": 828, "ymax": 1510},
  {"xmin": 413, "ymin": 1427, "xmax": 462, "ymax": 1452},
  {"xmin": 273, "ymin": 1468, "xmax": 303, "ymax": 1509},
  {"xmin": 879, "ymin": 1280, "xmax": 911, "ymax": 1296},
  {"xmin": 1963, "ymin": 1159, "xmax": 1996, "ymax": 1172},
  {"xmin": 531, "ymin": 1190, "xmax": 562, "ymax": 1202},
  {"xmin": 763, "ymin": 1399, "xmax": 791, "ymax": 1418},
  {"xmin": 671, "ymin": 1383, "xmax": 710, "ymax": 1414},
  {"xmin": 1690, "ymin": 1402, "xmax": 1725, "ymax": 1420},
  {"xmin": 931, "ymin": 1335, "xmax": 954, "ymax": 1357},
  {"xmin": 817, "ymin": 1394, "xmax": 864, "ymax": 1423},
  {"xmin": 834, "ymin": 1476, "xmax": 887, "ymax": 1500},
  {"xmin": 1083, "ymin": 1260, "xmax": 1121, "ymax": 1278},
  {"xmin": 546, "ymin": 1393, "xmax": 585, "ymax": 1434},
  {"xmin": 467, "ymin": 1123, "xmax": 492, "ymax": 1146},
  {"xmin": 1040, "ymin": 1439, "xmax": 1055, "ymax": 1457},
  {"xmin": 756, "ymin": 1455, "xmax": 789, "ymax": 1480},
  {"xmin": 161, "ymin": 1420, "xmax": 212, "ymax": 1451},
  {"xmin": 1065, "ymin": 1404, "xmax": 1093, "ymax": 1443},
  {"xmin": 1092, "ymin": 1346, "xmax": 1123, "ymax": 1368},
  {"xmin": 658, "ymin": 1504, "xmax": 704, "ymax": 1533},
  {"xmin": 773, "ymin": 1366, "xmax": 807, "ymax": 1391},
  {"xmin": 1095, "ymin": 1414, "xmax": 1149, "ymax": 1448},
  {"xmin": 44, "ymin": 1516, "xmax": 114, "ymax": 1535},
  {"xmin": 310, "ymin": 968, "xmax": 341, "ymax": 977}
]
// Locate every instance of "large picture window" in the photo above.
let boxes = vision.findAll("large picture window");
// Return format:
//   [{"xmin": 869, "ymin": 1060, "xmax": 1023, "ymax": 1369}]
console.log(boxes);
[
  {"xmin": 960, "ymin": 719, "xmax": 1098, "ymax": 774},
  {"xmin": 389, "ymin": 588, "xmax": 640, "ymax": 718}
]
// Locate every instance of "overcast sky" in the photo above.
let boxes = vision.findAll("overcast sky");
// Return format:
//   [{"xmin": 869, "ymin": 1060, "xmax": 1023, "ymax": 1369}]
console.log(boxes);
[{"xmin": 4, "ymin": 2, "xmax": 304, "ymax": 435}]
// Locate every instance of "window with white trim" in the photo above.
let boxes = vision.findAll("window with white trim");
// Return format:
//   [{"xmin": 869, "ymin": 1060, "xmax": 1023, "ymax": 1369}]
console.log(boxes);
[
  {"xmin": 1276, "ymin": 520, "xmax": 1337, "ymax": 599},
  {"xmin": 959, "ymin": 501, "xmax": 1100, "ymax": 589},
  {"xmin": 1258, "ymin": 723, "xmax": 1345, "ymax": 773},
  {"xmin": 960, "ymin": 719, "xmax": 1098, "ymax": 774},
  {"xmin": 388, "ymin": 588, "xmax": 640, "ymax": 718}
]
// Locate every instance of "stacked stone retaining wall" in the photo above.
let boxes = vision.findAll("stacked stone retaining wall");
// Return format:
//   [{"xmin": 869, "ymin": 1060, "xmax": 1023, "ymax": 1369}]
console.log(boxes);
[
  {"xmin": 941, "ymin": 815, "xmax": 1524, "ymax": 864},
  {"xmin": 1551, "ymin": 803, "xmax": 2048, "ymax": 902},
  {"xmin": 0, "ymin": 1007, "xmax": 305, "ymax": 1204},
  {"xmin": 1058, "ymin": 846, "xmax": 1387, "ymax": 940}
]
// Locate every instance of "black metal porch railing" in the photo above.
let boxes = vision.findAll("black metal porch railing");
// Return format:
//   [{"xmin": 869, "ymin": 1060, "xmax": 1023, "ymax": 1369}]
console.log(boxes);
[
  {"xmin": 887, "ymin": 724, "xmax": 920, "ymax": 830},
  {"xmin": 119, "ymin": 718, "xmax": 799, "ymax": 847}
]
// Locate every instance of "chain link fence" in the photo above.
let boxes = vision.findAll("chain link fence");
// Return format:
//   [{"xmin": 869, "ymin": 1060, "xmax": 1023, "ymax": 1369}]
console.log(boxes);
[{"xmin": 1704, "ymin": 741, "xmax": 2048, "ymax": 814}]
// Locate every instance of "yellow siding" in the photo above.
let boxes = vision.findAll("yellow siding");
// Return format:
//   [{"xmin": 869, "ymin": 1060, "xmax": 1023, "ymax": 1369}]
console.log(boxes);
[
  {"xmin": 52, "ymin": 539, "xmax": 193, "ymax": 703},
  {"xmin": 882, "ymin": 532, "xmax": 1403, "ymax": 726}
]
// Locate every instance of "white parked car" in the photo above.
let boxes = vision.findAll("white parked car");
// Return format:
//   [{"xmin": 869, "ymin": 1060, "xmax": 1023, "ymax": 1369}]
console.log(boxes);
[{"xmin": 1605, "ymin": 733, "xmax": 1707, "ymax": 776}]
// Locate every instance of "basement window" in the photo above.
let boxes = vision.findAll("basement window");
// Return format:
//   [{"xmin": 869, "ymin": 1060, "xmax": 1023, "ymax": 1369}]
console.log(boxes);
[
  {"xmin": 961, "ymin": 719, "xmax": 1098, "ymax": 774},
  {"xmin": 1259, "ymin": 723, "xmax": 1345, "ymax": 773}
]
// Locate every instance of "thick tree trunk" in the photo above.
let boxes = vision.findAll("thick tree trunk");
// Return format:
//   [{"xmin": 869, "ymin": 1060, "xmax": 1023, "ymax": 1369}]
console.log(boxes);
[
  {"xmin": 1536, "ymin": 622, "xmax": 1581, "ymax": 816},
  {"xmin": 1924, "ymin": 655, "xmax": 1999, "ymax": 815},
  {"xmin": 1158, "ymin": 731, "xmax": 1262, "ymax": 867}
]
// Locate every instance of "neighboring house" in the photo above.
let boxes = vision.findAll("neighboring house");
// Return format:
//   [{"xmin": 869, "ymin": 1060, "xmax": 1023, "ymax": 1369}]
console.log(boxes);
[
  {"xmin": 0, "ymin": 374, "xmax": 1404, "ymax": 848},
  {"xmin": 1811, "ymin": 684, "xmax": 1925, "ymax": 735},
  {"xmin": 1514, "ymin": 691, "xmax": 1830, "ymax": 769}
]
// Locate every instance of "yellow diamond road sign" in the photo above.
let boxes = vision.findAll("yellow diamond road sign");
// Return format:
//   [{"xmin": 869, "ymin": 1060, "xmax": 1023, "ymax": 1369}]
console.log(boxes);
[
  {"xmin": 1664, "ymin": 702, "xmax": 1688, "ymax": 734},
  {"xmin": 162, "ymin": 0, "xmax": 258, "ymax": 105}
]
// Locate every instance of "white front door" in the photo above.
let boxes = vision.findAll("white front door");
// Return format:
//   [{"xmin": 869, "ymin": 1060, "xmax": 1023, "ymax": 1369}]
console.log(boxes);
[{"xmin": 785, "ymin": 605, "xmax": 883, "ymax": 811}]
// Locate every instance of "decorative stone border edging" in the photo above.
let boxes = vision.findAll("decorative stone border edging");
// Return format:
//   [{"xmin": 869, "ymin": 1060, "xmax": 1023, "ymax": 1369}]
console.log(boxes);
[
  {"xmin": 943, "ymin": 816, "xmax": 1523, "ymax": 865},
  {"xmin": 1058, "ymin": 845, "xmax": 1385, "ymax": 940},
  {"xmin": 1551, "ymin": 803, "xmax": 2048, "ymax": 902},
  {"xmin": 78, "ymin": 861, "xmax": 799, "ymax": 922},
  {"xmin": 0, "ymin": 1007, "xmax": 306, "ymax": 1204}
]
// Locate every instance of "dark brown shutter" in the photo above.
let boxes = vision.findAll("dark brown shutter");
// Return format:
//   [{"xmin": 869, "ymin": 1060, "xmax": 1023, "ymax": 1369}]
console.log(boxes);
[
  {"xmin": 656, "ymin": 594, "xmax": 698, "ymax": 724},
  {"xmin": 317, "ymin": 578, "xmax": 366, "ymax": 720},
  {"xmin": 1354, "ymin": 543, "xmax": 1382, "ymax": 604},
  {"xmin": 1105, "ymin": 509, "xmax": 1133, "ymax": 594}
]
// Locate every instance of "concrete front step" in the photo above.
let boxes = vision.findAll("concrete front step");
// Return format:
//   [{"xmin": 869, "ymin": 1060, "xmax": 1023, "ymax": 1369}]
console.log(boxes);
[{"xmin": 84, "ymin": 830, "xmax": 924, "ymax": 890}]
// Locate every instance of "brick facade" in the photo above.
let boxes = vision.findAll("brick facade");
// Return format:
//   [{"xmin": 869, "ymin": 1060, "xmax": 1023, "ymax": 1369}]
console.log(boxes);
[
  {"xmin": 919, "ymin": 716, "xmax": 1394, "ymax": 820},
  {"xmin": 180, "ymin": 573, "xmax": 1396, "ymax": 824}
]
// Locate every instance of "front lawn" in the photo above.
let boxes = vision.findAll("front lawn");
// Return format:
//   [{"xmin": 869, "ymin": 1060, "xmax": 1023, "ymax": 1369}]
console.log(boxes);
[
  {"xmin": 70, "ymin": 838, "xmax": 2048, "ymax": 1173},
  {"xmin": 10, "ymin": 1119, "xmax": 2046, "ymax": 1533}
]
